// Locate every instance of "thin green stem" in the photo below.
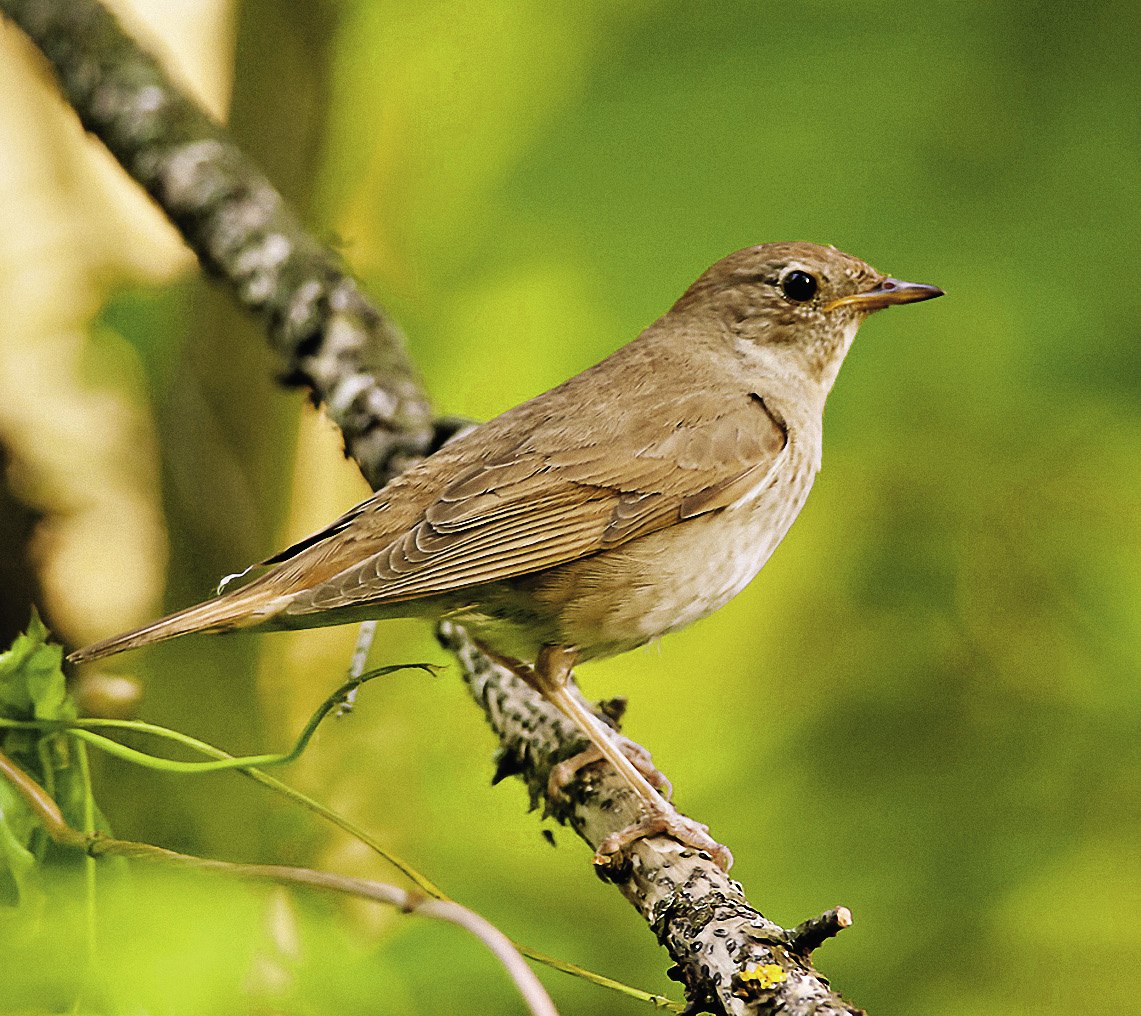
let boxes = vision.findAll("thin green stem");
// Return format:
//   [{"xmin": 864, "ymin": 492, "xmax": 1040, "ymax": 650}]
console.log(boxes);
[
  {"xmin": 1, "ymin": 670, "xmax": 447, "ymax": 898},
  {"xmin": 515, "ymin": 946, "xmax": 685, "ymax": 1012},
  {"xmin": 0, "ymin": 747, "xmax": 559, "ymax": 1016},
  {"xmin": 1, "ymin": 676, "xmax": 681, "ymax": 1010},
  {"xmin": 75, "ymin": 739, "xmax": 99, "ymax": 975},
  {"xmin": 0, "ymin": 665, "xmax": 436, "ymax": 775}
]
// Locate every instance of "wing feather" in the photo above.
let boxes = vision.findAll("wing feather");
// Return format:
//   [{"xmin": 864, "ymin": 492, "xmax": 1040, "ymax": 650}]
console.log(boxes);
[{"xmin": 276, "ymin": 388, "xmax": 789, "ymax": 617}]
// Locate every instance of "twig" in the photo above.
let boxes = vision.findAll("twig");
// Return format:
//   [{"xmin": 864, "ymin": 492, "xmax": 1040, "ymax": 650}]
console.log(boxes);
[
  {"xmin": 0, "ymin": 748, "xmax": 559, "ymax": 1016},
  {"xmin": 786, "ymin": 907, "xmax": 854, "ymax": 956},
  {"xmin": 0, "ymin": 2, "xmax": 865, "ymax": 1012}
]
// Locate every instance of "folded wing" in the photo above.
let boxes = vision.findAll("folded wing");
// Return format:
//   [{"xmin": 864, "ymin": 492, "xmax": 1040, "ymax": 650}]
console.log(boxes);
[{"xmin": 277, "ymin": 389, "xmax": 788, "ymax": 616}]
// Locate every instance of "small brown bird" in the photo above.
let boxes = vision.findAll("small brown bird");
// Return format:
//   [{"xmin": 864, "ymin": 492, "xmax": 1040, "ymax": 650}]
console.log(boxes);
[{"xmin": 70, "ymin": 242, "xmax": 942, "ymax": 866}]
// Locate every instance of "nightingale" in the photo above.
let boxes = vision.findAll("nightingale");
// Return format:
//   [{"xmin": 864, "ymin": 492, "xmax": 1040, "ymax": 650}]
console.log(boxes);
[{"xmin": 69, "ymin": 242, "xmax": 942, "ymax": 868}]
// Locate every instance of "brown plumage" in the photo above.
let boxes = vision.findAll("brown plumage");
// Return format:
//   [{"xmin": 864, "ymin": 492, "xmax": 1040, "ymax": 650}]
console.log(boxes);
[{"xmin": 70, "ymin": 242, "xmax": 942, "ymax": 867}]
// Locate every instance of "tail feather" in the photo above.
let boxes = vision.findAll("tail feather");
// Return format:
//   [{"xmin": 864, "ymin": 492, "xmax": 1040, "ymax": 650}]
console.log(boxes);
[{"xmin": 67, "ymin": 589, "xmax": 280, "ymax": 665}]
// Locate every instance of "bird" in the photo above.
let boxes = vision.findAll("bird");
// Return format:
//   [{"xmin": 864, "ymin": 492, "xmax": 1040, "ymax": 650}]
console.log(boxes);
[{"xmin": 69, "ymin": 242, "xmax": 942, "ymax": 868}]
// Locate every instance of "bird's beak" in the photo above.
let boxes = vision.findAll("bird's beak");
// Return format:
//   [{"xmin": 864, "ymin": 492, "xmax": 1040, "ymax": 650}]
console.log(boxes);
[{"xmin": 824, "ymin": 277, "xmax": 944, "ymax": 314}]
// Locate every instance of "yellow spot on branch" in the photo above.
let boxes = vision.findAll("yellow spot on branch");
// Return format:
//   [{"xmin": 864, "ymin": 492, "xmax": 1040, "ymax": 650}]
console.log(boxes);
[{"xmin": 739, "ymin": 964, "xmax": 787, "ymax": 989}]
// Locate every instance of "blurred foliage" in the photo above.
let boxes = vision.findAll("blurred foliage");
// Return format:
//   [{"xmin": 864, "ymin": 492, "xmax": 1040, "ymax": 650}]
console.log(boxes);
[
  {"xmin": 0, "ymin": 0, "xmax": 1138, "ymax": 1014},
  {"xmin": 0, "ymin": 615, "xmax": 111, "ymax": 911}
]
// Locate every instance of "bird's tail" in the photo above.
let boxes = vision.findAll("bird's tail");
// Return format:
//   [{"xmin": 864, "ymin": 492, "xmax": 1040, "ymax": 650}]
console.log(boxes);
[{"xmin": 67, "ymin": 587, "xmax": 285, "ymax": 665}]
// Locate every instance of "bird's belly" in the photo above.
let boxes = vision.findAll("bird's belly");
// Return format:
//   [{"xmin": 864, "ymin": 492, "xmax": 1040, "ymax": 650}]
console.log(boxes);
[
  {"xmin": 463, "ymin": 466, "xmax": 815, "ymax": 663},
  {"xmin": 558, "ymin": 506, "xmax": 796, "ymax": 656}
]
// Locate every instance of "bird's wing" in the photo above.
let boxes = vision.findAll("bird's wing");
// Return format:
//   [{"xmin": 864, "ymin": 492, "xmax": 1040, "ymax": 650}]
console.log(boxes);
[{"xmin": 278, "ymin": 389, "xmax": 788, "ymax": 614}]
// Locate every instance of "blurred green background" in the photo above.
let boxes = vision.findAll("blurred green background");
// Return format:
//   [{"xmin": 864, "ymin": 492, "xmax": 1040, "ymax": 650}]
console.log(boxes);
[{"xmin": 1, "ymin": 0, "xmax": 1138, "ymax": 1013}]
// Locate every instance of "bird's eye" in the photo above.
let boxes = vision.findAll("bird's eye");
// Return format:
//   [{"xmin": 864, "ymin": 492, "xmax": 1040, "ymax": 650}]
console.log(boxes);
[{"xmin": 781, "ymin": 270, "xmax": 818, "ymax": 302}]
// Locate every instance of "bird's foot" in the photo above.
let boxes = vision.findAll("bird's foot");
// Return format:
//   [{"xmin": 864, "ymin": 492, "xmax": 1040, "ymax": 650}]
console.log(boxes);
[
  {"xmin": 548, "ymin": 736, "xmax": 673, "ymax": 801},
  {"xmin": 593, "ymin": 809, "xmax": 733, "ymax": 872}
]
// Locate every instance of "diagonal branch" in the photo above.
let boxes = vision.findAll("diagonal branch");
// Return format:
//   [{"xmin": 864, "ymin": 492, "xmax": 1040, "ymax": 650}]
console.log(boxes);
[
  {"xmin": 1, "ymin": 0, "xmax": 436, "ymax": 491},
  {"xmin": 0, "ymin": 1, "xmax": 863, "ymax": 1012}
]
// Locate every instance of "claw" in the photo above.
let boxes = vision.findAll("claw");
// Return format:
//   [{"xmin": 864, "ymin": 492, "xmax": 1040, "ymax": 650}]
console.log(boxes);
[
  {"xmin": 548, "ymin": 737, "xmax": 673, "ymax": 801},
  {"xmin": 593, "ymin": 813, "xmax": 734, "ymax": 872},
  {"xmin": 476, "ymin": 640, "xmax": 730, "ymax": 872}
]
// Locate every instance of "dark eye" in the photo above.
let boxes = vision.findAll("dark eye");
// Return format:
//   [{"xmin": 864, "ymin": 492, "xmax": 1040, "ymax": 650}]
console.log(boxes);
[{"xmin": 781, "ymin": 270, "xmax": 818, "ymax": 302}]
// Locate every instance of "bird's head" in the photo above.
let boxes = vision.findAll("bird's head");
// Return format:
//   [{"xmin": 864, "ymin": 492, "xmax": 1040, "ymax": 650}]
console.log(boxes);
[{"xmin": 671, "ymin": 241, "xmax": 943, "ymax": 392}]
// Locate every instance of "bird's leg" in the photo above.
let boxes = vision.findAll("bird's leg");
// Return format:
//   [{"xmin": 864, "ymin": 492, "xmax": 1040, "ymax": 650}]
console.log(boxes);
[
  {"xmin": 531, "ymin": 645, "xmax": 733, "ymax": 872},
  {"xmin": 470, "ymin": 641, "xmax": 671, "ymax": 796},
  {"xmin": 337, "ymin": 620, "xmax": 378, "ymax": 715},
  {"xmin": 531, "ymin": 646, "xmax": 667, "ymax": 810}
]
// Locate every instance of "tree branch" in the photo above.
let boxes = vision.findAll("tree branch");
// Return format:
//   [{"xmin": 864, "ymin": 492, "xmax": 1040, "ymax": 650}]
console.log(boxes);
[
  {"xmin": 0, "ymin": 1, "xmax": 864, "ymax": 1012},
  {"xmin": 0, "ymin": 0, "xmax": 437, "ymax": 490},
  {"xmin": 441, "ymin": 624, "xmax": 859, "ymax": 1015}
]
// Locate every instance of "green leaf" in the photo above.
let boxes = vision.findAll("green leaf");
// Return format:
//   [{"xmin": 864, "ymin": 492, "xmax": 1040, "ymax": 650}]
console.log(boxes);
[
  {"xmin": 0, "ymin": 614, "xmax": 106, "ymax": 907},
  {"xmin": 0, "ymin": 778, "xmax": 38, "ymax": 907},
  {"xmin": 0, "ymin": 609, "xmax": 72, "ymax": 722}
]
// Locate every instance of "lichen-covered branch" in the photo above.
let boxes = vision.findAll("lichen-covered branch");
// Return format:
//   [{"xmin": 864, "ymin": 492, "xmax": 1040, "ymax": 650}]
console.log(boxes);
[
  {"xmin": 0, "ymin": 1, "xmax": 864, "ymax": 1012},
  {"xmin": 440, "ymin": 623, "xmax": 860, "ymax": 1016}
]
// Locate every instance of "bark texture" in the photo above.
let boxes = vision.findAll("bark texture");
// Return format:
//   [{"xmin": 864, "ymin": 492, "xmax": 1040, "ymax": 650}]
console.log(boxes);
[
  {"xmin": 0, "ymin": 1, "xmax": 863, "ymax": 1012},
  {"xmin": 1, "ymin": 0, "xmax": 435, "ymax": 491}
]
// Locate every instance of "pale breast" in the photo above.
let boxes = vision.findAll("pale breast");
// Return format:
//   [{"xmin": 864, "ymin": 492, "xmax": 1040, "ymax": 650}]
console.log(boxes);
[{"xmin": 459, "ymin": 440, "xmax": 819, "ymax": 663}]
